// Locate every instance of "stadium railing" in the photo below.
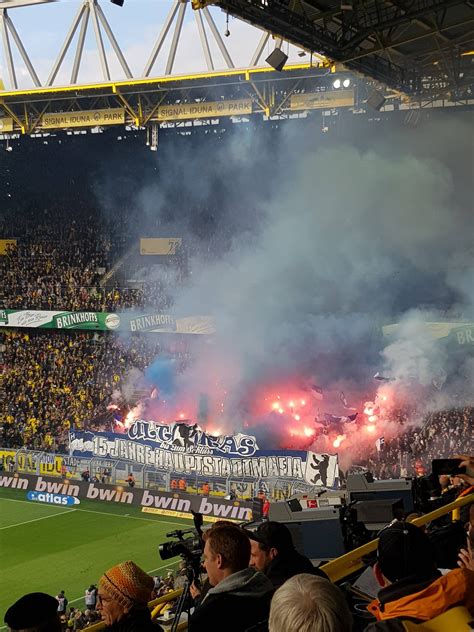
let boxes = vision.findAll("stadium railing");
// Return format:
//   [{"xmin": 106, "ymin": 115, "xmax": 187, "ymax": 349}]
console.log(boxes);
[
  {"xmin": 80, "ymin": 492, "xmax": 473, "ymax": 631},
  {"xmin": 0, "ymin": 446, "xmax": 287, "ymax": 500},
  {"xmin": 320, "ymin": 492, "xmax": 474, "ymax": 582}
]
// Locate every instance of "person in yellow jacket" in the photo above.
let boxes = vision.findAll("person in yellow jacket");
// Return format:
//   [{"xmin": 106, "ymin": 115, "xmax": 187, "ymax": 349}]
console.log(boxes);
[{"xmin": 365, "ymin": 521, "xmax": 474, "ymax": 631}]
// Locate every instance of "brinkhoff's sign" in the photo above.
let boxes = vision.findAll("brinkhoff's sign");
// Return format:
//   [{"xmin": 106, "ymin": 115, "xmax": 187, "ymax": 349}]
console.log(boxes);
[
  {"xmin": 0, "ymin": 473, "xmax": 253, "ymax": 521},
  {"xmin": 70, "ymin": 422, "xmax": 339, "ymax": 488},
  {"xmin": 0, "ymin": 309, "xmax": 214, "ymax": 335}
]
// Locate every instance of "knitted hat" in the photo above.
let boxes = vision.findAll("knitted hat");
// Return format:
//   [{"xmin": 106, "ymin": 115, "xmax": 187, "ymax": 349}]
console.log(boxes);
[
  {"xmin": 5, "ymin": 592, "xmax": 61, "ymax": 630},
  {"xmin": 99, "ymin": 561, "xmax": 154, "ymax": 609},
  {"xmin": 377, "ymin": 521, "xmax": 437, "ymax": 583}
]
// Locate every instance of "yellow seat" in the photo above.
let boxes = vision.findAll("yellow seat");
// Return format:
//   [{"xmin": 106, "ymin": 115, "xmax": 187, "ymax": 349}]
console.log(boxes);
[{"xmin": 402, "ymin": 606, "xmax": 474, "ymax": 632}]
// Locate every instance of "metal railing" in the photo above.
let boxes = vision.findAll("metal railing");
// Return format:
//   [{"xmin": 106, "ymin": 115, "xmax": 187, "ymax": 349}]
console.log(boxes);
[{"xmin": 320, "ymin": 492, "xmax": 474, "ymax": 583}]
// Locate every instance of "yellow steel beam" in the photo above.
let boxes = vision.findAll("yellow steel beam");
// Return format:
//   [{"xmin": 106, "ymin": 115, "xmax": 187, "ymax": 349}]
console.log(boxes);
[
  {"xmin": 143, "ymin": 91, "xmax": 169, "ymax": 126},
  {"xmin": 0, "ymin": 63, "xmax": 319, "ymax": 99},
  {"xmin": 248, "ymin": 77, "xmax": 269, "ymax": 116},
  {"xmin": 0, "ymin": 100, "xmax": 25, "ymax": 132},
  {"xmin": 320, "ymin": 493, "xmax": 474, "ymax": 583},
  {"xmin": 28, "ymin": 101, "xmax": 52, "ymax": 134},
  {"xmin": 272, "ymin": 78, "xmax": 302, "ymax": 116},
  {"xmin": 114, "ymin": 89, "xmax": 139, "ymax": 126}
]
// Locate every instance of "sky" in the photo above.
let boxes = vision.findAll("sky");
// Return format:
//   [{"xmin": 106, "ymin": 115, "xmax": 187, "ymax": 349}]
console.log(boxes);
[{"xmin": 0, "ymin": 0, "xmax": 307, "ymax": 89}]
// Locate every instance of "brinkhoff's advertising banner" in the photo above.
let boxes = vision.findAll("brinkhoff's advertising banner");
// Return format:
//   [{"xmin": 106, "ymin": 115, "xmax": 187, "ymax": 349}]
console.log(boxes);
[
  {"xmin": 0, "ymin": 472, "xmax": 253, "ymax": 521},
  {"xmin": 0, "ymin": 309, "xmax": 215, "ymax": 335},
  {"xmin": 70, "ymin": 421, "xmax": 339, "ymax": 489}
]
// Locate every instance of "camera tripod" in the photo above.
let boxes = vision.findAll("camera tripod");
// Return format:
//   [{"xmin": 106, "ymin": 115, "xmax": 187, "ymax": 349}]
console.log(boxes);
[{"xmin": 169, "ymin": 577, "xmax": 193, "ymax": 632}]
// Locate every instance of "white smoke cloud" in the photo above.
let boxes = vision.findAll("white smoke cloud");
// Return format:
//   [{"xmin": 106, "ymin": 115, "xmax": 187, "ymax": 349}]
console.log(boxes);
[{"xmin": 99, "ymin": 112, "xmax": 473, "ymax": 448}]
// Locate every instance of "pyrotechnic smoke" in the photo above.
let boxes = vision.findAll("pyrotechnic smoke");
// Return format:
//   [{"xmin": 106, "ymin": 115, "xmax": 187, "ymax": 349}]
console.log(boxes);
[{"xmin": 101, "ymin": 113, "xmax": 473, "ymax": 456}]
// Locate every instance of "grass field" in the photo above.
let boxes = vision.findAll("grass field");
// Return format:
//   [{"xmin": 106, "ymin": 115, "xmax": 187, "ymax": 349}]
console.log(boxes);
[{"xmin": 0, "ymin": 487, "xmax": 192, "ymax": 628}]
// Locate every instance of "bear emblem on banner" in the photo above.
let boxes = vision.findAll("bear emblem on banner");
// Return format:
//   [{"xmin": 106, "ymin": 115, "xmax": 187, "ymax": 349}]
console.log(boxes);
[{"xmin": 304, "ymin": 452, "xmax": 339, "ymax": 487}]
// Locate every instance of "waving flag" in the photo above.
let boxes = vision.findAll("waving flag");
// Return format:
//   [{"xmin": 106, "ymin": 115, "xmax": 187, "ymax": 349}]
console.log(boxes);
[
  {"xmin": 373, "ymin": 372, "xmax": 395, "ymax": 382},
  {"xmin": 324, "ymin": 412, "xmax": 357, "ymax": 424}
]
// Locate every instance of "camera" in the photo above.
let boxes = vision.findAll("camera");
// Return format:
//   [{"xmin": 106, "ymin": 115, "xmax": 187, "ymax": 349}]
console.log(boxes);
[
  {"xmin": 159, "ymin": 529, "xmax": 202, "ymax": 562},
  {"xmin": 158, "ymin": 512, "xmax": 204, "ymax": 585}
]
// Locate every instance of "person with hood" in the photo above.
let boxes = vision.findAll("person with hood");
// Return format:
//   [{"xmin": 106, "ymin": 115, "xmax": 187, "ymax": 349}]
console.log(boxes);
[
  {"xmin": 97, "ymin": 560, "xmax": 160, "ymax": 631},
  {"xmin": 189, "ymin": 523, "xmax": 274, "ymax": 631},
  {"xmin": 246, "ymin": 521, "xmax": 328, "ymax": 588},
  {"xmin": 365, "ymin": 521, "xmax": 474, "ymax": 631}
]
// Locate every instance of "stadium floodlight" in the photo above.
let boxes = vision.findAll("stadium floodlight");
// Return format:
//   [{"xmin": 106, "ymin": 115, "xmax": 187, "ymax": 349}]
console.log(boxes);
[
  {"xmin": 333, "ymin": 78, "xmax": 341, "ymax": 89},
  {"xmin": 343, "ymin": 78, "xmax": 351, "ymax": 88}
]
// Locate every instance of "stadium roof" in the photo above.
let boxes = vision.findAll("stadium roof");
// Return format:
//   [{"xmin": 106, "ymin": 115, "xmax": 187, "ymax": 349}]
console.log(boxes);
[{"xmin": 193, "ymin": 0, "xmax": 474, "ymax": 97}]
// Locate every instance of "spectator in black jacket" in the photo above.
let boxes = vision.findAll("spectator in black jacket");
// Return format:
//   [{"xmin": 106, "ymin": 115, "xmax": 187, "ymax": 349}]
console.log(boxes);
[
  {"xmin": 189, "ymin": 524, "xmax": 273, "ymax": 632},
  {"xmin": 365, "ymin": 521, "xmax": 474, "ymax": 631},
  {"xmin": 246, "ymin": 521, "xmax": 328, "ymax": 588},
  {"xmin": 97, "ymin": 560, "xmax": 158, "ymax": 632},
  {"xmin": 5, "ymin": 592, "xmax": 62, "ymax": 632}
]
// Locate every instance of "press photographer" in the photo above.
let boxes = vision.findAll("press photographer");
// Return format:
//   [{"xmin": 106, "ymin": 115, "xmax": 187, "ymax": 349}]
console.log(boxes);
[
  {"xmin": 188, "ymin": 523, "xmax": 274, "ymax": 632},
  {"xmin": 158, "ymin": 511, "xmax": 205, "ymax": 631}
]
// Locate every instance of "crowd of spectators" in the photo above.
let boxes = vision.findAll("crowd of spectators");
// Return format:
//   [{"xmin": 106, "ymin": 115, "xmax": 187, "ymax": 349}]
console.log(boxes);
[
  {"xmin": 0, "ymin": 201, "xmax": 195, "ymax": 454},
  {"xmin": 0, "ymin": 329, "xmax": 190, "ymax": 451},
  {"xmin": 0, "ymin": 206, "xmax": 185, "ymax": 313},
  {"xmin": 362, "ymin": 407, "xmax": 474, "ymax": 480}
]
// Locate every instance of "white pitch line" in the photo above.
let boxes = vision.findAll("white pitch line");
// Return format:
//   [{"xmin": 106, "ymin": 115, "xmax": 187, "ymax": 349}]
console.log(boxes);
[
  {"xmin": 0, "ymin": 497, "xmax": 190, "ymax": 527},
  {"xmin": 0, "ymin": 508, "xmax": 77, "ymax": 530}
]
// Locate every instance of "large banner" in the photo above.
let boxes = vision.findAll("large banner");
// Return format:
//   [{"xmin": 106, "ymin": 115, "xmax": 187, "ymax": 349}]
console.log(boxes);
[
  {"xmin": 0, "ymin": 473, "xmax": 253, "ymax": 521},
  {"xmin": 140, "ymin": 238, "xmax": 182, "ymax": 255},
  {"xmin": 70, "ymin": 421, "xmax": 340, "ymax": 488},
  {"xmin": 290, "ymin": 89, "xmax": 355, "ymax": 111},
  {"xmin": 0, "ymin": 449, "xmax": 63, "ymax": 477},
  {"xmin": 0, "ymin": 309, "xmax": 215, "ymax": 335},
  {"xmin": 0, "ymin": 239, "xmax": 16, "ymax": 254},
  {"xmin": 0, "ymin": 117, "xmax": 14, "ymax": 132},
  {"xmin": 382, "ymin": 321, "xmax": 474, "ymax": 350}
]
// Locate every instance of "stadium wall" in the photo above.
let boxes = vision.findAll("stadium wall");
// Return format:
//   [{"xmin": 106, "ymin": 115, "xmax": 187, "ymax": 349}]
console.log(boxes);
[{"xmin": 0, "ymin": 472, "xmax": 253, "ymax": 521}]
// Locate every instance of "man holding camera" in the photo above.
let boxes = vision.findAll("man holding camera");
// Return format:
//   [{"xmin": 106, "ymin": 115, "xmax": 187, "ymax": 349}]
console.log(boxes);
[{"xmin": 189, "ymin": 524, "xmax": 273, "ymax": 631}]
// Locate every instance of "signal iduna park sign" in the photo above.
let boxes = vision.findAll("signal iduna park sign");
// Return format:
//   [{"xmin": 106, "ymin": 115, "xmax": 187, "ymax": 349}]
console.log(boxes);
[
  {"xmin": 0, "ymin": 473, "xmax": 253, "ymax": 522},
  {"xmin": 156, "ymin": 99, "xmax": 253, "ymax": 121},
  {"xmin": 40, "ymin": 108, "xmax": 125, "ymax": 129}
]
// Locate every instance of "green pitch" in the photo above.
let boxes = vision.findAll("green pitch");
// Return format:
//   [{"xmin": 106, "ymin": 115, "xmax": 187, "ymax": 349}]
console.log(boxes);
[{"xmin": 0, "ymin": 487, "xmax": 191, "ymax": 628}]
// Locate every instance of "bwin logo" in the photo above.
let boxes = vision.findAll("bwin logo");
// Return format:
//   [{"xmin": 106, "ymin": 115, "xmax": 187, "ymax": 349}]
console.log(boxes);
[{"xmin": 27, "ymin": 491, "xmax": 81, "ymax": 506}]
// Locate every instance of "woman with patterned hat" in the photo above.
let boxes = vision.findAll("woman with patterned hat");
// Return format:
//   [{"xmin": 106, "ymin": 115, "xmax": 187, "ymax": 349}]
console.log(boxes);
[{"xmin": 97, "ymin": 560, "xmax": 160, "ymax": 631}]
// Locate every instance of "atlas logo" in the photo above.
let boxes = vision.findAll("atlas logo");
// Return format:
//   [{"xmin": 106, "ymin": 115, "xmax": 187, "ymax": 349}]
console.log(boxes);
[{"xmin": 27, "ymin": 491, "xmax": 80, "ymax": 506}]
